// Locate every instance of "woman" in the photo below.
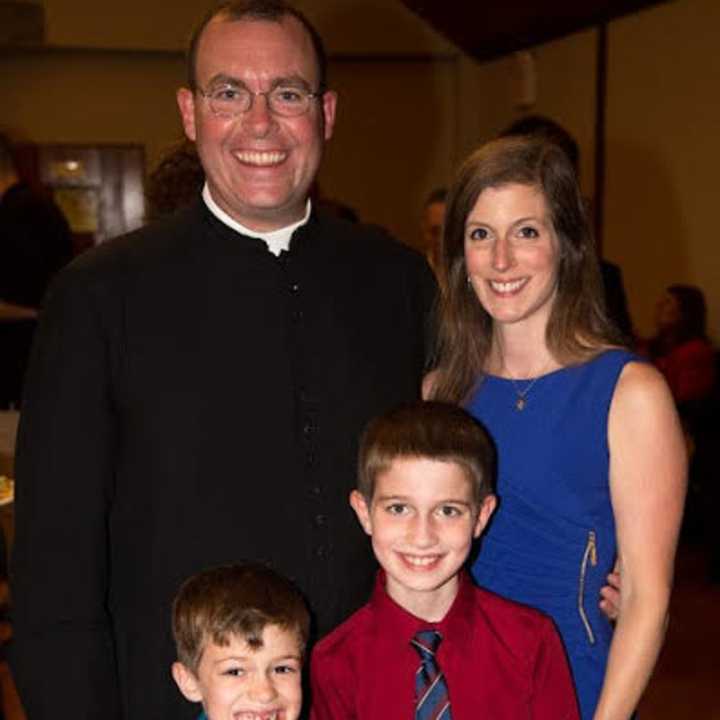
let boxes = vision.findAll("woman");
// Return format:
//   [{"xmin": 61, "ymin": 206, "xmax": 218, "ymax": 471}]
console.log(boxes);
[
  {"xmin": 426, "ymin": 137, "xmax": 686, "ymax": 719},
  {"xmin": 645, "ymin": 284, "xmax": 716, "ymax": 409}
]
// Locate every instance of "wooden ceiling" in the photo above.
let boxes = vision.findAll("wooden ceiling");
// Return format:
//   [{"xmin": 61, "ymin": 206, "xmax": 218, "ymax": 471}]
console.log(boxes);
[{"xmin": 399, "ymin": 0, "xmax": 669, "ymax": 60}]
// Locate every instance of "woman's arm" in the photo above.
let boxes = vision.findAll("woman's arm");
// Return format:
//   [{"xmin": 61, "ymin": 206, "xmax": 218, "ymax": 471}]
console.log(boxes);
[{"xmin": 593, "ymin": 362, "xmax": 687, "ymax": 720}]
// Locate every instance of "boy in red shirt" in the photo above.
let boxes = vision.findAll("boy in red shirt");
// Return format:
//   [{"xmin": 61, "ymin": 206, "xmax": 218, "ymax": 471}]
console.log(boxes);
[{"xmin": 310, "ymin": 401, "xmax": 579, "ymax": 719}]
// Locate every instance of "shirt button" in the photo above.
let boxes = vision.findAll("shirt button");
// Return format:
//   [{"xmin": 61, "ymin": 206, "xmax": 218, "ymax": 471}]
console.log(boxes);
[
  {"xmin": 310, "ymin": 485, "xmax": 322, "ymax": 496},
  {"xmin": 315, "ymin": 514, "xmax": 326, "ymax": 526},
  {"xmin": 290, "ymin": 282, "xmax": 300, "ymax": 293},
  {"xmin": 316, "ymin": 546, "xmax": 326, "ymax": 559}
]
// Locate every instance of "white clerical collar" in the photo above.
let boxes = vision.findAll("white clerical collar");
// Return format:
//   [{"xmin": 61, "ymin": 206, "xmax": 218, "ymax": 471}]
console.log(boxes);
[{"xmin": 202, "ymin": 184, "xmax": 311, "ymax": 256}]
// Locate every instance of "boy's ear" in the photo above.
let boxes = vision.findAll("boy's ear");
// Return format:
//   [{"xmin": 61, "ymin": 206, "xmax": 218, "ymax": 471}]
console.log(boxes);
[
  {"xmin": 172, "ymin": 661, "xmax": 203, "ymax": 703},
  {"xmin": 349, "ymin": 490, "xmax": 373, "ymax": 535},
  {"xmin": 473, "ymin": 494, "xmax": 497, "ymax": 539}
]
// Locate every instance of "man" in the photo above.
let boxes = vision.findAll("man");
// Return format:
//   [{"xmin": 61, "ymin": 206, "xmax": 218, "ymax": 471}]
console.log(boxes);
[
  {"xmin": 11, "ymin": 3, "xmax": 436, "ymax": 718},
  {"xmin": 0, "ymin": 134, "xmax": 73, "ymax": 312},
  {"xmin": 0, "ymin": 134, "xmax": 73, "ymax": 407},
  {"xmin": 420, "ymin": 187, "xmax": 446, "ymax": 277}
]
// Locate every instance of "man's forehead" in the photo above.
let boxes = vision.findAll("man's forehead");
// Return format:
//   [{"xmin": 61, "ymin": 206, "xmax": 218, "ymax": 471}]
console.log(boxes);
[{"xmin": 196, "ymin": 14, "xmax": 320, "ymax": 83}]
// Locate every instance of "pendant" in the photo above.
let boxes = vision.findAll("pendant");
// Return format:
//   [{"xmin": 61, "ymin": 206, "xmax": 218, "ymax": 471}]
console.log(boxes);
[{"xmin": 515, "ymin": 397, "xmax": 526, "ymax": 411}]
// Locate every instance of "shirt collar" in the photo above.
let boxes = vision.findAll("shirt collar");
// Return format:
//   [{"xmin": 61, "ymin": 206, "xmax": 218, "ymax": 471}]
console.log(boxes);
[
  {"xmin": 369, "ymin": 569, "xmax": 475, "ymax": 642},
  {"xmin": 201, "ymin": 183, "xmax": 311, "ymax": 256}
]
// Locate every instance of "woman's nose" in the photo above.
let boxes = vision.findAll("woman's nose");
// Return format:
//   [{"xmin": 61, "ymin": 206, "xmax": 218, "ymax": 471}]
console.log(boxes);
[{"xmin": 492, "ymin": 236, "xmax": 514, "ymax": 272}]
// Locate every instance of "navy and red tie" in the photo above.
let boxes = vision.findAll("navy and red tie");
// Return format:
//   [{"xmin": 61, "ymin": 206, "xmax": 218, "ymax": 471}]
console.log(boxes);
[{"xmin": 411, "ymin": 629, "xmax": 452, "ymax": 720}]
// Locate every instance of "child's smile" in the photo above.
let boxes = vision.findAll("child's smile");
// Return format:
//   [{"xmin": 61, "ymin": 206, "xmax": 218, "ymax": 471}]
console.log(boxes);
[
  {"xmin": 173, "ymin": 625, "xmax": 302, "ymax": 720},
  {"xmin": 351, "ymin": 457, "xmax": 495, "ymax": 621}
]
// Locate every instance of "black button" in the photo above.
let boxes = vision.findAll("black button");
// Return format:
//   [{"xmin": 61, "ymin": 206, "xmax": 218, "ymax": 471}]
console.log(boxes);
[
  {"xmin": 315, "ymin": 514, "xmax": 326, "ymax": 526},
  {"xmin": 316, "ymin": 546, "xmax": 326, "ymax": 558},
  {"xmin": 290, "ymin": 282, "xmax": 300, "ymax": 293},
  {"xmin": 310, "ymin": 485, "xmax": 322, "ymax": 496}
]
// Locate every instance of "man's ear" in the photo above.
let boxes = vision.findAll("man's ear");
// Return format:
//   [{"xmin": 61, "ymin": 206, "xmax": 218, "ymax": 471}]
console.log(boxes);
[
  {"xmin": 321, "ymin": 90, "xmax": 337, "ymax": 141},
  {"xmin": 473, "ymin": 494, "xmax": 497, "ymax": 539},
  {"xmin": 177, "ymin": 87, "xmax": 198, "ymax": 142},
  {"xmin": 172, "ymin": 661, "xmax": 203, "ymax": 703},
  {"xmin": 349, "ymin": 490, "xmax": 372, "ymax": 536}
]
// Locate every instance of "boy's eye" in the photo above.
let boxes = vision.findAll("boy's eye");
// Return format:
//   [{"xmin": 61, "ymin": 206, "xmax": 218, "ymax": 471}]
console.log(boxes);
[
  {"xmin": 274, "ymin": 663, "xmax": 299, "ymax": 675},
  {"xmin": 386, "ymin": 503, "xmax": 408, "ymax": 515},
  {"xmin": 223, "ymin": 667, "xmax": 245, "ymax": 677},
  {"xmin": 437, "ymin": 505, "xmax": 463, "ymax": 518}
]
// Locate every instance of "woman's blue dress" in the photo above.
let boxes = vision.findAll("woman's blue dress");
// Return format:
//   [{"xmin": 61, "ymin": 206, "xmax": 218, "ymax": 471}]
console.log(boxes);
[{"xmin": 467, "ymin": 349, "xmax": 637, "ymax": 719}]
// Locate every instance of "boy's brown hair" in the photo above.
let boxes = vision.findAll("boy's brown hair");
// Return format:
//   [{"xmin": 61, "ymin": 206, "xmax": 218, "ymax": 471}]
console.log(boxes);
[
  {"xmin": 172, "ymin": 562, "xmax": 310, "ymax": 673},
  {"xmin": 357, "ymin": 401, "xmax": 495, "ymax": 504}
]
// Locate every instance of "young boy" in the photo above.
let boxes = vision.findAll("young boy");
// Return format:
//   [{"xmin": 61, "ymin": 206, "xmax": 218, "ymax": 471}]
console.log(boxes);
[
  {"xmin": 310, "ymin": 401, "xmax": 579, "ymax": 719},
  {"xmin": 171, "ymin": 562, "xmax": 309, "ymax": 720}
]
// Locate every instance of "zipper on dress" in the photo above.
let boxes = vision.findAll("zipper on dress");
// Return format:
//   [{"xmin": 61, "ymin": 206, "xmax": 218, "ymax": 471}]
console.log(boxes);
[{"xmin": 578, "ymin": 529, "xmax": 598, "ymax": 645}]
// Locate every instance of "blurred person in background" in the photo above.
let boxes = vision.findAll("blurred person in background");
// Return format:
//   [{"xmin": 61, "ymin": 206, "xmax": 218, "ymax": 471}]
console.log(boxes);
[
  {"xmin": 420, "ymin": 187, "xmax": 447, "ymax": 277},
  {"xmin": 0, "ymin": 132, "xmax": 73, "ymax": 408},
  {"xmin": 144, "ymin": 140, "xmax": 205, "ymax": 222},
  {"xmin": 644, "ymin": 284, "xmax": 716, "ymax": 410}
]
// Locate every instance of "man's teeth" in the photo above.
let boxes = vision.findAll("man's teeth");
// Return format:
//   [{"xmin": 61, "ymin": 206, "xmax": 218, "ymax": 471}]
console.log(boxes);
[
  {"xmin": 490, "ymin": 278, "xmax": 526, "ymax": 293},
  {"xmin": 234, "ymin": 713, "xmax": 278, "ymax": 720},
  {"xmin": 234, "ymin": 151, "xmax": 287, "ymax": 166},
  {"xmin": 404, "ymin": 555, "xmax": 438, "ymax": 566}
]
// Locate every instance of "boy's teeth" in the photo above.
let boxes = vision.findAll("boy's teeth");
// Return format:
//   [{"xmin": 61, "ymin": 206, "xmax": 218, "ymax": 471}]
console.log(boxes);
[{"xmin": 405, "ymin": 555, "xmax": 437, "ymax": 566}]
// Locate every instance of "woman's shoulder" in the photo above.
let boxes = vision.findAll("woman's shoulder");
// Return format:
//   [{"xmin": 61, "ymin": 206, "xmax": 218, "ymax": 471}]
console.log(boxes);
[
  {"xmin": 612, "ymin": 358, "xmax": 674, "ymax": 417},
  {"xmin": 565, "ymin": 345, "xmax": 640, "ymax": 379}
]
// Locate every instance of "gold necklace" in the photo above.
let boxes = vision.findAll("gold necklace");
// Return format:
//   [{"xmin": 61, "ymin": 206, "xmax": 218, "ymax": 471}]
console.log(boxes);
[
  {"xmin": 507, "ymin": 374, "xmax": 542, "ymax": 410},
  {"xmin": 500, "ymin": 357, "xmax": 554, "ymax": 411}
]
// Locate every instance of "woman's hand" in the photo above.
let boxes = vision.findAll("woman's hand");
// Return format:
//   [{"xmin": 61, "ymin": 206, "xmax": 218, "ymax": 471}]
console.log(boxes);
[{"xmin": 599, "ymin": 564, "xmax": 621, "ymax": 623}]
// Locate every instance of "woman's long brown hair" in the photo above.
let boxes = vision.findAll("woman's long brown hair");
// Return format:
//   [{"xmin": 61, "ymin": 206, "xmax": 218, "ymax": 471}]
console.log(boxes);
[{"xmin": 430, "ymin": 136, "xmax": 624, "ymax": 404}]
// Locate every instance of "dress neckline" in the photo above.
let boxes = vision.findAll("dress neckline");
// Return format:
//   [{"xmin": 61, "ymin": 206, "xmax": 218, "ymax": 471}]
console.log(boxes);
[{"xmin": 482, "ymin": 348, "xmax": 624, "ymax": 383}]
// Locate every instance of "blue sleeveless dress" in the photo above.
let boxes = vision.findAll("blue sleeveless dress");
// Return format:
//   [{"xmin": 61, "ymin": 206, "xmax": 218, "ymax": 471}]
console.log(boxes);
[{"xmin": 467, "ymin": 349, "xmax": 637, "ymax": 720}]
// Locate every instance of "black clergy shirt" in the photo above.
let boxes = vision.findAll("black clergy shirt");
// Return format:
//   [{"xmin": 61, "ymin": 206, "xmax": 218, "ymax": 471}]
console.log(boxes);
[{"xmin": 11, "ymin": 200, "xmax": 437, "ymax": 720}]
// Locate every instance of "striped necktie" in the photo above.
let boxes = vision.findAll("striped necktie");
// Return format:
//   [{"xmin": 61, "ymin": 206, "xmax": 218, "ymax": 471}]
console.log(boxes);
[{"xmin": 411, "ymin": 629, "xmax": 452, "ymax": 720}]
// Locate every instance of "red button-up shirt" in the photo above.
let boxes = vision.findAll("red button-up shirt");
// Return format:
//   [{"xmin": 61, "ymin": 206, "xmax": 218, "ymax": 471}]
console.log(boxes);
[{"xmin": 310, "ymin": 571, "xmax": 579, "ymax": 719}]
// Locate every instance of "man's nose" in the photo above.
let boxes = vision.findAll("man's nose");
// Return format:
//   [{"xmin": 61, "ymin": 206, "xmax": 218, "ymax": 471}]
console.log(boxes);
[{"xmin": 242, "ymin": 93, "xmax": 275, "ymax": 136}]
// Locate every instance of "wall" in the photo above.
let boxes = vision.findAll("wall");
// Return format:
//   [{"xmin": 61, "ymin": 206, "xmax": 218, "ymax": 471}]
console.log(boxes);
[
  {"xmin": 320, "ymin": 57, "xmax": 457, "ymax": 248},
  {"xmin": 42, "ymin": 0, "xmax": 454, "ymax": 54},
  {"xmin": 0, "ymin": 49, "xmax": 186, "ymax": 163},
  {"xmin": 604, "ymin": 0, "xmax": 720, "ymax": 340}
]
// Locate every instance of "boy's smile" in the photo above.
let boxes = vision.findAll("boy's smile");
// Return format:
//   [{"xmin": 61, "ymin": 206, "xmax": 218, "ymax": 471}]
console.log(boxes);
[
  {"xmin": 351, "ymin": 457, "xmax": 495, "ymax": 621},
  {"xmin": 172, "ymin": 624, "xmax": 303, "ymax": 720}
]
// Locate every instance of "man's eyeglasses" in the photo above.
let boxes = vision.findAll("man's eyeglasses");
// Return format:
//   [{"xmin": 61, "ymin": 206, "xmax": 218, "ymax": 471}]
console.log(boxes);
[{"xmin": 196, "ymin": 84, "xmax": 324, "ymax": 118}]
